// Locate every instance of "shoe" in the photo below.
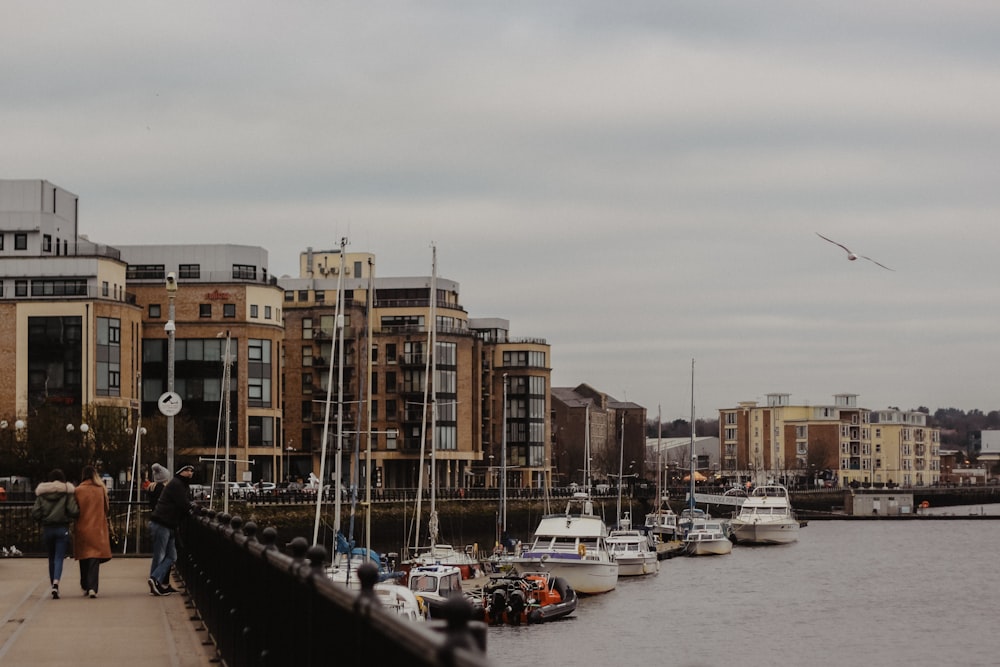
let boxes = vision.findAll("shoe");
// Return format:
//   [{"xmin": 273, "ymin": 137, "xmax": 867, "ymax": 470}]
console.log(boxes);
[
  {"xmin": 88, "ymin": 589, "xmax": 97, "ymax": 598},
  {"xmin": 155, "ymin": 581, "xmax": 173, "ymax": 596},
  {"xmin": 161, "ymin": 584, "xmax": 179, "ymax": 594},
  {"xmin": 148, "ymin": 577, "xmax": 164, "ymax": 596},
  {"xmin": 51, "ymin": 585, "xmax": 59, "ymax": 600}
]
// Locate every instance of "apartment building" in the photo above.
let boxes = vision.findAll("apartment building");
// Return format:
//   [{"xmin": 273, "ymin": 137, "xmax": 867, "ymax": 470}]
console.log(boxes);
[
  {"xmin": 0, "ymin": 180, "xmax": 144, "ymax": 480},
  {"xmin": 550, "ymin": 384, "xmax": 647, "ymax": 487},
  {"xmin": 720, "ymin": 393, "xmax": 940, "ymax": 487},
  {"xmin": 279, "ymin": 247, "xmax": 554, "ymax": 492},
  {"xmin": 1, "ymin": 181, "xmax": 559, "ymax": 491},
  {"xmin": 116, "ymin": 243, "xmax": 285, "ymax": 483}
]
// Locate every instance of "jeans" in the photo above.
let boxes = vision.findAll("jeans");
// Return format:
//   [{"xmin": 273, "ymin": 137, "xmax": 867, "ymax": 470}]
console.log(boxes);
[
  {"xmin": 42, "ymin": 525, "xmax": 70, "ymax": 584},
  {"xmin": 149, "ymin": 520, "xmax": 177, "ymax": 584}
]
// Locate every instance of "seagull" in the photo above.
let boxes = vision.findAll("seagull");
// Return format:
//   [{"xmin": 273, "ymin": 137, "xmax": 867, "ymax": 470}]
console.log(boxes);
[{"xmin": 816, "ymin": 233, "xmax": 894, "ymax": 270}]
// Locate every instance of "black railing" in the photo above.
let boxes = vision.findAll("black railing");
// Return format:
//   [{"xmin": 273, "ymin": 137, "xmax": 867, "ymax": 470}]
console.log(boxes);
[{"xmin": 178, "ymin": 509, "xmax": 491, "ymax": 666}]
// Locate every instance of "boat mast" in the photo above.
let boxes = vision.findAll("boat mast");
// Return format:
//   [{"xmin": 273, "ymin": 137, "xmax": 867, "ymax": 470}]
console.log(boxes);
[
  {"xmin": 222, "ymin": 331, "xmax": 233, "ymax": 517},
  {"xmin": 314, "ymin": 237, "xmax": 347, "ymax": 545},
  {"xmin": 688, "ymin": 358, "xmax": 696, "ymax": 512},
  {"xmin": 501, "ymin": 372, "xmax": 508, "ymax": 537},
  {"xmin": 413, "ymin": 244, "xmax": 437, "ymax": 555},
  {"xmin": 656, "ymin": 405, "xmax": 662, "ymax": 507},
  {"xmin": 616, "ymin": 411, "xmax": 625, "ymax": 524},
  {"xmin": 364, "ymin": 257, "xmax": 375, "ymax": 558}
]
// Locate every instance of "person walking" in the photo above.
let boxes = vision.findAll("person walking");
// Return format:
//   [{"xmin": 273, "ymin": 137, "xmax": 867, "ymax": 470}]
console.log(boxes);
[
  {"xmin": 148, "ymin": 464, "xmax": 195, "ymax": 596},
  {"xmin": 31, "ymin": 469, "xmax": 79, "ymax": 599},
  {"xmin": 74, "ymin": 465, "xmax": 112, "ymax": 598}
]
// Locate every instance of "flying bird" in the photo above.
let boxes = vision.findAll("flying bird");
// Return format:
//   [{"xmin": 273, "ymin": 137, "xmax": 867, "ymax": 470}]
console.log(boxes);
[{"xmin": 815, "ymin": 233, "xmax": 894, "ymax": 271}]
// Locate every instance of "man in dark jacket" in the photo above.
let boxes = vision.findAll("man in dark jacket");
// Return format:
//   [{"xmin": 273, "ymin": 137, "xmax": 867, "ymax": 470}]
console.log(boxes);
[{"xmin": 147, "ymin": 464, "xmax": 194, "ymax": 596}]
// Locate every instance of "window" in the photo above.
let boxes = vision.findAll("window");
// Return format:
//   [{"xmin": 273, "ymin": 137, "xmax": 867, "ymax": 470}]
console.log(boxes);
[
  {"xmin": 302, "ymin": 401, "xmax": 313, "ymax": 421},
  {"xmin": 96, "ymin": 317, "xmax": 121, "ymax": 397},
  {"xmin": 386, "ymin": 344, "xmax": 397, "ymax": 363},
  {"xmin": 315, "ymin": 290, "xmax": 325, "ymax": 302},
  {"xmin": 178, "ymin": 264, "xmax": 200, "ymax": 279},
  {"xmin": 43, "ymin": 235, "xmax": 52, "ymax": 252},
  {"xmin": 149, "ymin": 304, "xmax": 161, "ymax": 318},
  {"xmin": 250, "ymin": 304, "xmax": 259, "ymax": 318},
  {"xmin": 223, "ymin": 304, "xmax": 236, "ymax": 318},
  {"xmin": 302, "ymin": 347, "xmax": 313, "ymax": 366},
  {"xmin": 199, "ymin": 304, "xmax": 212, "ymax": 318},
  {"xmin": 298, "ymin": 290, "xmax": 308, "ymax": 301},
  {"xmin": 284, "ymin": 290, "xmax": 294, "ymax": 302},
  {"xmin": 14, "ymin": 233, "xmax": 27, "ymax": 250},
  {"xmin": 232, "ymin": 264, "xmax": 256, "ymax": 280},
  {"xmin": 126, "ymin": 264, "xmax": 165, "ymax": 280},
  {"xmin": 0, "ymin": 234, "xmax": 4, "ymax": 250},
  {"xmin": 102, "ymin": 281, "xmax": 109, "ymax": 297},
  {"xmin": 248, "ymin": 416, "xmax": 274, "ymax": 447},
  {"xmin": 385, "ymin": 372, "xmax": 396, "ymax": 393},
  {"xmin": 301, "ymin": 318, "xmax": 313, "ymax": 340},
  {"xmin": 264, "ymin": 305, "xmax": 272, "ymax": 319}
]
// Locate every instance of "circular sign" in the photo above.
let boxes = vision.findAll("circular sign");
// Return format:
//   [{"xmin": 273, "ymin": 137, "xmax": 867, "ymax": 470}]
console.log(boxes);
[{"xmin": 158, "ymin": 391, "xmax": 183, "ymax": 417}]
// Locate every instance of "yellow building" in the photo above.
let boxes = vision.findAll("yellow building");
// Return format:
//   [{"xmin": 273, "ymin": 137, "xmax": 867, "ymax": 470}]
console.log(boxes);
[{"xmin": 720, "ymin": 393, "xmax": 940, "ymax": 488}]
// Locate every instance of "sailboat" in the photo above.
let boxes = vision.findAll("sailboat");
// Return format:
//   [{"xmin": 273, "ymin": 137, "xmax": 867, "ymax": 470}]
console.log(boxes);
[
  {"xmin": 606, "ymin": 413, "xmax": 659, "ymax": 576},
  {"xmin": 681, "ymin": 359, "xmax": 732, "ymax": 557},
  {"xmin": 401, "ymin": 246, "xmax": 481, "ymax": 581},
  {"xmin": 644, "ymin": 406, "xmax": 679, "ymax": 549}
]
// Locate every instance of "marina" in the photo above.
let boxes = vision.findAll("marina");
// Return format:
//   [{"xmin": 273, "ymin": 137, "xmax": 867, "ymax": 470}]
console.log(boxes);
[{"xmin": 485, "ymin": 510, "xmax": 1000, "ymax": 666}]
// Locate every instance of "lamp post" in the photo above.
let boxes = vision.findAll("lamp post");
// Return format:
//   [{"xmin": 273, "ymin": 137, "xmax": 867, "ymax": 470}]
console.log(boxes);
[{"xmin": 165, "ymin": 271, "xmax": 177, "ymax": 472}]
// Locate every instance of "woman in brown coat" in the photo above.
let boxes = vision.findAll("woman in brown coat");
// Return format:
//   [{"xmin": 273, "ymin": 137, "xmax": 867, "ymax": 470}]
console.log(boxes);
[{"xmin": 74, "ymin": 466, "xmax": 112, "ymax": 598}]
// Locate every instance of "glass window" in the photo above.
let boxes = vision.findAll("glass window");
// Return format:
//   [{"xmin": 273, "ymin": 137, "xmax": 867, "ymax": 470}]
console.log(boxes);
[
  {"xmin": 250, "ymin": 304, "xmax": 259, "ymax": 318},
  {"xmin": 223, "ymin": 303, "xmax": 236, "ymax": 318},
  {"xmin": 149, "ymin": 304, "xmax": 161, "ymax": 318},
  {"xmin": 199, "ymin": 304, "xmax": 212, "ymax": 318},
  {"xmin": 14, "ymin": 233, "xmax": 27, "ymax": 250}
]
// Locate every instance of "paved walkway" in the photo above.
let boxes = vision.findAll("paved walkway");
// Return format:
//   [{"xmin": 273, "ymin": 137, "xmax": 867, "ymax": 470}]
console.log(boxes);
[{"xmin": 0, "ymin": 556, "xmax": 218, "ymax": 666}]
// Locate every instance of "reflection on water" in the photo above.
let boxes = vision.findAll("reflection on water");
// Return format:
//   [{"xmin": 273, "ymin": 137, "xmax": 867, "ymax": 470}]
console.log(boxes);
[{"xmin": 486, "ymin": 507, "xmax": 1000, "ymax": 667}]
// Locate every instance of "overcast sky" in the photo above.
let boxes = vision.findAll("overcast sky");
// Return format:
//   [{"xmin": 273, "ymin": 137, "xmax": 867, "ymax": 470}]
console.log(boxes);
[{"xmin": 6, "ymin": 2, "xmax": 1000, "ymax": 421}]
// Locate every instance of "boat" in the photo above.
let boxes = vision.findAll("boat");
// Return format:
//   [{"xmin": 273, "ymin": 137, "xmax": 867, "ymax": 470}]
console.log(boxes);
[
  {"xmin": 402, "ymin": 247, "xmax": 482, "ymax": 581},
  {"xmin": 407, "ymin": 563, "xmax": 483, "ymax": 619},
  {"xmin": 509, "ymin": 491, "xmax": 619, "ymax": 595},
  {"xmin": 373, "ymin": 581, "xmax": 428, "ymax": 622},
  {"xmin": 606, "ymin": 512, "xmax": 659, "ymax": 576},
  {"xmin": 683, "ymin": 517, "xmax": 733, "ymax": 556},
  {"xmin": 644, "ymin": 408, "xmax": 680, "ymax": 545},
  {"xmin": 728, "ymin": 484, "xmax": 800, "ymax": 545},
  {"xmin": 480, "ymin": 571, "xmax": 577, "ymax": 625},
  {"xmin": 644, "ymin": 501, "xmax": 679, "ymax": 543}
]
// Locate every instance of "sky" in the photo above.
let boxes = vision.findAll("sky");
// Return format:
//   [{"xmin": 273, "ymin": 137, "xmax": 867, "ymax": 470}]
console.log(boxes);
[{"xmin": 6, "ymin": 2, "xmax": 1000, "ymax": 422}]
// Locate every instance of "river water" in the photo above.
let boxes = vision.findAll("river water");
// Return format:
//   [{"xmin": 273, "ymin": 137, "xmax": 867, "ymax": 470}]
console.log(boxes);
[{"xmin": 484, "ymin": 505, "xmax": 1000, "ymax": 667}]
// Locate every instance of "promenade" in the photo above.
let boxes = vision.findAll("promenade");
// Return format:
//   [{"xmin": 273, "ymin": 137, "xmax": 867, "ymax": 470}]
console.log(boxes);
[{"xmin": 0, "ymin": 556, "xmax": 217, "ymax": 666}]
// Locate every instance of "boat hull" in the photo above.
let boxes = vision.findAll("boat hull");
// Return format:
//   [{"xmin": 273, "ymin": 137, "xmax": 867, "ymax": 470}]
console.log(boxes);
[
  {"xmin": 685, "ymin": 539, "xmax": 733, "ymax": 556},
  {"xmin": 730, "ymin": 520, "xmax": 799, "ymax": 545},
  {"xmin": 509, "ymin": 554, "xmax": 618, "ymax": 595},
  {"xmin": 481, "ymin": 574, "xmax": 577, "ymax": 625}
]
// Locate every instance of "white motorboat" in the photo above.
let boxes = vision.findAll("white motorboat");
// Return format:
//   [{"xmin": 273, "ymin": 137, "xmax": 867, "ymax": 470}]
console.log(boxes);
[
  {"xmin": 373, "ymin": 581, "xmax": 427, "ymax": 622},
  {"xmin": 729, "ymin": 484, "xmax": 800, "ymax": 545},
  {"xmin": 606, "ymin": 519, "xmax": 660, "ymax": 576},
  {"xmin": 510, "ymin": 492, "xmax": 619, "ymax": 595},
  {"xmin": 407, "ymin": 563, "xmax": 483, "ymax": 619},
  {"xmin": 683, "ymin": 518, "xmax": 733, "ymax": 556}
]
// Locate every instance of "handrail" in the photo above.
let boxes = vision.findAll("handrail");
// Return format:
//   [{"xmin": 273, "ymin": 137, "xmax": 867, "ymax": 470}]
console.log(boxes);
[{"xmin": 177, "ymin": 508, "xmax": 491, "ymax": 666}]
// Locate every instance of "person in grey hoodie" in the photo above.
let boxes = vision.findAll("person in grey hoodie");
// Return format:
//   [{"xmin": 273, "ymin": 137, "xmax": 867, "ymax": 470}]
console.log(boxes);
[{"xmin": 32, "ymin": 469, "xmax": 80, "ymax": 599}]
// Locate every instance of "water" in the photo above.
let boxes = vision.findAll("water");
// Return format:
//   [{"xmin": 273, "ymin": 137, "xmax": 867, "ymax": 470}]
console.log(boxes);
[{"xmin": 485, "ymin": 506, "xmax": 1000, "ymax": 667}]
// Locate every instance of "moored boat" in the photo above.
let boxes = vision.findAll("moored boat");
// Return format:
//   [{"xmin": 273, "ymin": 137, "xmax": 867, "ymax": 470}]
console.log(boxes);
[
  {"xmin": 481, "ymin": 572, "xmax": 577, "ymax": 625},
  {"xmin": 509, "ymin": 492, "xmax": 619, "ymax": 595},
  {"xmin": 683, "ymin": 518, "xmax": 733, "ymax": 556},
  {"xmin": 729, "ymin": 484, "xmax": 800, "ymax": 545},
  {"xmin": 606, "ymin": 512, "xmax": 659, "ymax": 576}
]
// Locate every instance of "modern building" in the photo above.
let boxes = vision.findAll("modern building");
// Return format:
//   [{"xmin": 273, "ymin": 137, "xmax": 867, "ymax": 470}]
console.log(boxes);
[
  {"xmin": 644, "ymin": 436, "xmax": 721, "ymax": 485},
  {"xmin": 116, "ymin": 243, "xmax": 285, "ymax": 484},
  {"xmin": 0, "ymin": 180, "xmax": 144, "ymax": 480},
  {"xmin": 278, "ymin": 246, "xmax": 554, "ymax": 492},
  {"xmin": 550, "ymin": 384, "xmax": 646, "ymax": 487},
  {"xmin": 719, "ymin": 393, "xmax": 940, "ymax": 488}
]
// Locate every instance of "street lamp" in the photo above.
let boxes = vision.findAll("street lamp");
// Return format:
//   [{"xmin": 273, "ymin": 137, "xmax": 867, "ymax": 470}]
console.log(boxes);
[{"xmin": 165, "ymin": 271, "xmax": 177, "ymax": 472}]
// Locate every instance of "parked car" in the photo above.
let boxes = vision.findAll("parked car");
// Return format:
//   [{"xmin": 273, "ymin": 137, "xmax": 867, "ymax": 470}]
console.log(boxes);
[
  {"xmin": 189, "ymin": 484, "xmax": 211, "ymax": 500},
  {"xmin": 214, "ymin": 481, "xmax": 254, "ymax": 498}
]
